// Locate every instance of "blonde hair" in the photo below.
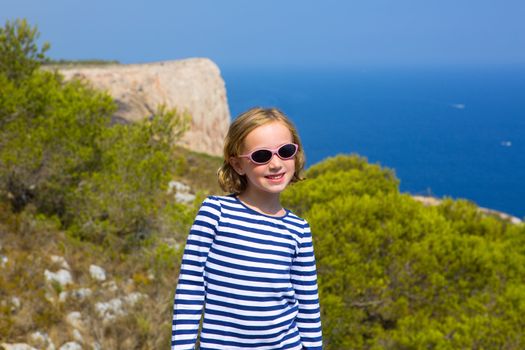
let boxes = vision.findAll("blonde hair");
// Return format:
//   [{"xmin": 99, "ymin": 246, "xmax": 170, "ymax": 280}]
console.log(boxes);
[{"xmin": 218, "ymin": 107, "xmax": 305, "ymax": 194}]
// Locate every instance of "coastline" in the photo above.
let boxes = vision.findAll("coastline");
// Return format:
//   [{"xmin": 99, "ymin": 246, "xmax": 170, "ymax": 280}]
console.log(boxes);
[{"xmin": 412, "ymin": 195, "xmax": 523, "ymax": 225}]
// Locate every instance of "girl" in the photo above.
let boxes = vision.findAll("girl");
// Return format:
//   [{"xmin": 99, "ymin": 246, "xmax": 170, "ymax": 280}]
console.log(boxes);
[{"xmin": 171, "ymin": 107, "xmax": 322, "ymax": 350}]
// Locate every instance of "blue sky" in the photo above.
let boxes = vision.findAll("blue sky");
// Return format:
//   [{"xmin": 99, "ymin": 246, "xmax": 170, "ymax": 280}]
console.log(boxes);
[{"xmin": 2, "ymin": 0, "xmax": 525, "ymax": 68}]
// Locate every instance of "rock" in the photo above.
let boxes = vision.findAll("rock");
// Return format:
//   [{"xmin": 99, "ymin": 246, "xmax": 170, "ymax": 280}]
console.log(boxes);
[
  {"xmin": 60, "ymin": 288, "xmax": 93, "ymax": 303},
  {"xmin": 50, "ymin": 255, "xmax": 71, "ymax": 270},
  {"xmin": 58, "ymin": 292, "xmax": 68, "ymax": 303},
  {"xmin": 44, "ymin": 269, "xmax": 73, "ymax": 287},
  {"xmin": 95, "ymin": 298, "xmax": 125, "ymax": 322},
  {"xmin": 89, "ymin": 265, "xmax": 106, "ymax": 281},
  {"xmin": 93, "ymin": 292, "xmax": 146, "ymax": 323},
  {"xmin": 72, "ymin": 330, "xmax": 83, "ymax": 344},
  {"xmin": 29, "ymin": 331, "xmax": 55, "ymax": 350},
  {"xmin": 175, "ymin": 192, "xmax": 196, "ymax": 204},
  {"xmin": 168, "ymin": 180, "xmax": 190, "ymax": 193},
  {"xmin": 58, "ymin": 58, "xmax": 230, "ymax": 156},
  {"xmin": 10, "ymin": 297, "xmax": 21, "ymax": 312},
  {"xmin": 124, "ymin": 292, "xmax": 146, "ymax": 306},
  {"xmin": 168, "ymin": 180, "xmax": 196, "ymax": 204},
  {"xmin": 102, "ymin": 280, "xmax": 118, "ymax": 292},
  {"xmin": 147, "ymin": 271, "xmax": 155, "ymax": 280},
  {"xmin": 44, "ymin": 291, "xmax": 55, "ymax": 303},
  {"xmin": 1, "ymin": 255, "xmax": 8, "ymax": 268},
  {"xmin": 66, "ymin": 311, "xmax": 84, "ymax": 329},
  {"xmin": 162, "ymin": 238, "xmax": 181, "ymax": 250},
  {"xmin": 71, "ymin": 288, "xmax": 93, "ymax": 300},
  {"xmin": 1, "ymin": 344, "xmax": 38, "ymax": 350},
  {"xmin": 58, "ymin": 342, "xmax": 82, "ymax": 350}
]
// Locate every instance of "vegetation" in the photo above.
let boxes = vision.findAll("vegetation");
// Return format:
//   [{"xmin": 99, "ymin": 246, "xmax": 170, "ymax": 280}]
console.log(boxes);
[
  {"xmin": 0, "ymin": 18, "xmax": 191, "ymax": 245},
  {"xmin": 43, "ymin": 59, "xmax": 121, "ymax": 67},
  {"xmin": 282, "ymin": 155, "xmax": 525, "ymax": 349},
  {"xmin": 0, "ymin": 19, "xmax": 218, "ymax": 347},
  {"xmin": 2, "ymin": 18, "xmax": 525, "ymax": 349},
  {"xmin": 0, "ymin": 18, "xmax": 49, "ymax": 81}
]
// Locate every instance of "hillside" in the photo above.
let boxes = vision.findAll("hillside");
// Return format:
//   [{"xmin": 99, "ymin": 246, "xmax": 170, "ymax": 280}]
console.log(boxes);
[
  {"xmin": 2, "ymin": 19, "xmax": 525, "ymax": 349},
  {"xmin": 1, "ymin": 148, "xmax": 223, "ymax": 350},
  {"xmin": 2, "ymin": 153, "xmax": 525, "ymax": 349}
]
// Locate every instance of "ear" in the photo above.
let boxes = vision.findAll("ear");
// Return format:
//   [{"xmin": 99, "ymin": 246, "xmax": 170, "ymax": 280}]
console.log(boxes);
[{"xmin": 229, "ymin": 157, "xmax": 246, "ymax": 176}]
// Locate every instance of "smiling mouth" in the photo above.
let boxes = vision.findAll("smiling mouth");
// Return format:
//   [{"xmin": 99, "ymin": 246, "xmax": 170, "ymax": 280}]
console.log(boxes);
[{"xmin": 265, "ymin": 173, "xmax": 285, "ymax": 180}]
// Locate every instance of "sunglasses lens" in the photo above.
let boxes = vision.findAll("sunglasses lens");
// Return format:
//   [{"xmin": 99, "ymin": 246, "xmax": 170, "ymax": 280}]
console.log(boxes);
[
  {"xmin": 251, "ymin": 150, "xmax": 273, "ymax": 164},
  {"xmin": 278, "ymin": 144, "xmax": 297, "ymax": 159}
]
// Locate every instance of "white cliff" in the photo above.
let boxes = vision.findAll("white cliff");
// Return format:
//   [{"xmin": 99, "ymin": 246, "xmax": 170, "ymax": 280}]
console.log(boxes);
[{"xmin": 59, "ymin": 58, "xmax": 230, "ymax": 156}]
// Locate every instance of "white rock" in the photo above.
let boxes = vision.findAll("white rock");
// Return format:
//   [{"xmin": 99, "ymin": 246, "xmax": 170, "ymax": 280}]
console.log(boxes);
[
  {"xmin": 44, "ymin": 291, "xmax": 55, "ymax": 303},
  {"xmin": 30, "ymin": 331, "xmax": 47, "ymax": 343},
  {"xmin": 58, "ymin": 291, "xmax": 68, "ymax": 303},
  {"xmin": 44, "ymin": 269, "xmax": 73, "ymax": 286},
  {"xmin": 95, "ymin": 298, "xmax": 125, "ymax": 322},
  {"xmin": 71, "ymin": 288, "xmax": 93, "ymax": 300},
  {"xmin": 10, "ymin": 296, "xmax": 21, "ymax": 311},
  {"xmin": 102, "ymin": 280, "xmax": 118, "ymax": 292},
  {"xmin": 50, "ymin": 255, "xmax": 71, "ymax": 270},
  {"xmin": 175, "ymin": 192, "xmax": 196, "ymax": 204},
  {"xmin": 124, "ymin": 292, "xmax": 146, "ymax": 306},
  {"xmin": 66, "ymin": 311, "xmax": 84, "ymax": 329},
  {"xmin": 59, "ymin": 342, "xmax": 82, "ymax": 350},
  {"xmin": 89, "ymin": 264, "xmax": 106, "ymax": 281},
  {"xmin": 30, "ymin": 331, "xmax": 55, "ymax": 350},
  {"xmin": 72, "ymin": 329, "xmax": 83, "ymax": 344},
  {"xmin": 1, "ymin": 255, "xmax": 8, "ymax": 268},
  {"xmin": 168, "ymin": 180, "xmax": 189, "ymax": 193},
  {"xmin": 168, "ymin": 180, "xmax": 196, "ymax": 203},
  {"xmin": 59, "ymin": 288, "xmax": 93, "ymax": 303},
  {"xmin": 1, "ymin": 344, "xmax": 38, "ymax": 350}
]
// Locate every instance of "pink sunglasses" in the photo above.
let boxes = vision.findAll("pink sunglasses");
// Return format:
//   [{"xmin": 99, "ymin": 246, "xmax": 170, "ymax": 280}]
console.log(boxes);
[{"xmin": 238, "ymin": 143, "xmax": 298, "ymax": 165}]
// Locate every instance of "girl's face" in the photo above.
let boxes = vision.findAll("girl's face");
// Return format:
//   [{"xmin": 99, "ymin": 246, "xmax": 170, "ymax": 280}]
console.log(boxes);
[{"xmin": 232, "ymin": 121, "xmax": 296, "ymax": 198}]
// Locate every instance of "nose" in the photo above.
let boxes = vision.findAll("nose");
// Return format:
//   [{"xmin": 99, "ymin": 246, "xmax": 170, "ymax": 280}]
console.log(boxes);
[{"xmin": 268, "ymin": 153, "xmax": 284, "ymax": 169}]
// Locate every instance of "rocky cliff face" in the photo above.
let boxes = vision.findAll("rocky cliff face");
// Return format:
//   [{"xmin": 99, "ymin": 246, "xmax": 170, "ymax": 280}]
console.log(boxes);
[{"xmin": 59, "ymin": 58, "xmax": 230, "ymax": 156}]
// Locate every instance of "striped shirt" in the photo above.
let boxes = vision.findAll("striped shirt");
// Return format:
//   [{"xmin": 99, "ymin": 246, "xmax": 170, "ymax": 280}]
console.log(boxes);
[{"xmin": 172, "ymin": 195, "xmax": 322, "ymax": 350}]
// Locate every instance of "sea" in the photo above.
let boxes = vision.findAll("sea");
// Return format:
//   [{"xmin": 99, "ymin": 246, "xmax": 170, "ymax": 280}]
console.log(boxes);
[{"xmin": 221, "ymin": 65, "xmax": 525, "ymax": 219}]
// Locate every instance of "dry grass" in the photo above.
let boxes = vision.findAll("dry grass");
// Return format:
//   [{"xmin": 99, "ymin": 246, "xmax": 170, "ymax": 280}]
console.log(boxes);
[
  {"xmin": 0, "ymin": 204, "xmax": 183, "ymax": 348},
  {"xmin": 0, "ymin": 147, "xmax": 221, "ymax": 348}
]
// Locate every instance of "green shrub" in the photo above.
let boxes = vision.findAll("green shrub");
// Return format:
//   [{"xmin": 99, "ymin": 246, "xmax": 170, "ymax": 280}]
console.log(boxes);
[
  {"xmin": 64, "ymin": 106, "xmax": 189, "ymax": 242},
  {"xmin": 0, "ymin": 19, "xmax": 190, "ymax": 244},
  {"xmin": 0, "ymin": 19, "xmax": 116, "ymax": 214},
  {"xmin": 282, "ymin": 154, "xmax": 398, "ymax": 216},
  {"xmin": 0, "ymin": 18, "xmax": 49, "ymax": 81},
  {"xmin": 0, "ymin": 69, "xmax": 115, "ymax": 214},
  {"xmin": 283, "ymin": 154, "xmax": 525, "ymax": 349}
]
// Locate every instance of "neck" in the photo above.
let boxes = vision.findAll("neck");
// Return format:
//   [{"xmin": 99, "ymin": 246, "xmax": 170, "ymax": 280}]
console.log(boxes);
[{"xmin": 238, "ymin": 189, "xmax": 284, "ymax": 217}]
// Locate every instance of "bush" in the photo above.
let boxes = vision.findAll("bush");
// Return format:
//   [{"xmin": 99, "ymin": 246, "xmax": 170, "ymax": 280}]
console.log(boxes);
[
  {"xmin": 0, "ymin": 19, "xmax": 190, "ymax": 244},
  {"xmin": 283, "ymin": 154, "xmax": 525, "ymax": 349},
  {"xmin": 0, "ymin": 69, "xmax": 115, "ymax": 214},
  {"xmin": 282, "ymin": 154, "xmax": 398, "ymax": 216},
  {"xmin": 65, "ymin": 106, "xmax": 189, "ymax": 242},
  {"xmin": 0, "ymin": 18, "xmax": 49, "ymax": 81}
]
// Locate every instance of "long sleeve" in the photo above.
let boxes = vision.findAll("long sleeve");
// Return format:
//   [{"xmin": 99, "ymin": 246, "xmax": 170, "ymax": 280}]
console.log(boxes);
[
  {"xmin": 291, "ymin": 222, "xmax": 323, "ymax": 349},
  {"xmin": 171, "ymin": 197, "xmax": 221, "ymax": 349}
]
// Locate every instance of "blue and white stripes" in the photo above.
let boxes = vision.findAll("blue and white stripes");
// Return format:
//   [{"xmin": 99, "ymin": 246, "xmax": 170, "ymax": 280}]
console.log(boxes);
[{"xmin": 172, "ymin": 195, "xmax": 322, "ymax": 349}]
